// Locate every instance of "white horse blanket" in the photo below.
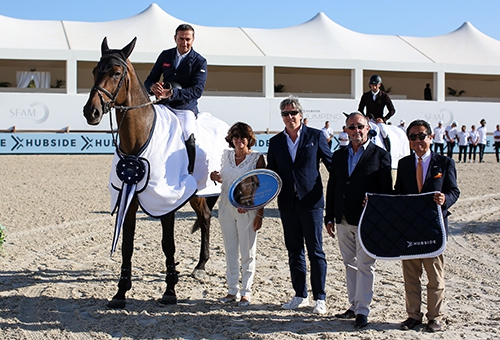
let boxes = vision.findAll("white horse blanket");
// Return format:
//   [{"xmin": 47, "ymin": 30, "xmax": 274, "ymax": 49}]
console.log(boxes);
[
  {"xmin": 109, "ymin": 105, "xmax": 228, "ymax": 218},
  {"xmin": 369, "ymin": 121, "xmax": 410, "ymax": 169},
  {"xmin": 107, "ymin": 105, "xmax": 228, "ymax": 254}
]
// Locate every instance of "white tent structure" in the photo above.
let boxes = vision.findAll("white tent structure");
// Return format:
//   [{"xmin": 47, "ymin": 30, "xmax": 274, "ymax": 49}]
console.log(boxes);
[{"xmin": 1, "ymin": 3, "xmax": 499, "ymax": 132}]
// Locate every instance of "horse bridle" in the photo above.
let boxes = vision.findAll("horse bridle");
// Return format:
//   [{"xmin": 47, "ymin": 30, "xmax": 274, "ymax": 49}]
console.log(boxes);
[
  {"xmin": 91, "ymin": 55, "xmax": 129, "ymax": 116},
  {"xmin": 91, "ymin": 54, "xmax": 161, "ymax": 151},
  {"xmin": 91, "ymin": 54, "xmax": 162, "ymax": 115}
]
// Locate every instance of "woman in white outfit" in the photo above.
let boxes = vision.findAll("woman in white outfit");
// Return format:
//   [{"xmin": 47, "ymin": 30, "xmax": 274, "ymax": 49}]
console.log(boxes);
[{"xmin": 210, "ymin": 122, "xmax": 265, "ymax": 307}]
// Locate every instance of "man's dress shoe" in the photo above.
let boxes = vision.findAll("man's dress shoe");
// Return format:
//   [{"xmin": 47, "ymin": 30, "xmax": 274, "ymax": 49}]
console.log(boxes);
[
  {"xmin": 425, "ymin": 319, "xmax": 442, "ymax": 332},
  {"xmin": 334, "ymin": 309, "xmax": 355, "ymax": 319},
  {"xmin": 400, "ymin": 317, "xmax": 422, "ymax": 330},
  {"xmin": 354, "ymin": 314, "xmax": 369, "ymax": 329}
]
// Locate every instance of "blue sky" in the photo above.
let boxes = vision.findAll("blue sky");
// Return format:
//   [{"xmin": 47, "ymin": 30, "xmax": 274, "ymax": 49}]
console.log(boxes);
[{"xmin": 2, "ymin": 0, "xmax": 500, "ymax": 41}]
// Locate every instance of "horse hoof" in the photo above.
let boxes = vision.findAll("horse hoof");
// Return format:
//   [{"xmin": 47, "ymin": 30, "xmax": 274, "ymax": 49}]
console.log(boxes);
[
  {"xmin": 159, "ymin": 294, "xmax": 177, "ymax": 305},
  {"xmin": 107, "ymin": 298, "xmax": 126, "ymax": 309},
  {"xmin": 192, "ymin": 269, "xmax": 205, "ymax": 280}
]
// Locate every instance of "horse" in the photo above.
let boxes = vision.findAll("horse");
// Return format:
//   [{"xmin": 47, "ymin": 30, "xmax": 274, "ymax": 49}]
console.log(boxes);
[
  {"xmin": 368, "ymin": 121, "xmax": 411, "ymax": 169},
  {"xmin": 83, "ymin": 37, "xmax": 226, "ymax": 308}
]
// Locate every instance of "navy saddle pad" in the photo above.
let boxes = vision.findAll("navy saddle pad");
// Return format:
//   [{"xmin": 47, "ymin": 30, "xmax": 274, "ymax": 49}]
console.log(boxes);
[{"xmin": 358, "ymin": 192, "xmax": 446, "ymax": 260}]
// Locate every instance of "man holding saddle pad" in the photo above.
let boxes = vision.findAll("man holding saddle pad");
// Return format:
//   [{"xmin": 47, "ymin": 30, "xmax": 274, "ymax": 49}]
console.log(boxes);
[{"xmin": 394, "ymin": 119, "xmax": 460, "ymax": 332}]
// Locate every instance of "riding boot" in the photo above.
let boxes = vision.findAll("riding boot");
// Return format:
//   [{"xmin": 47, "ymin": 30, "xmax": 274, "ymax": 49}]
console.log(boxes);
[
  {"xmin": 383, "ymin": 136, "xmax": 391, "ymax": 152},
  {"xmin": 185, "ymin": 133, "xmax": 196, "ymax": 174}
]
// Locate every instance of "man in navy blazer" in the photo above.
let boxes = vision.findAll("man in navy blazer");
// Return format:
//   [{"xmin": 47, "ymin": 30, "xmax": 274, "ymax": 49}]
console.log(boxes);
[
  {"xmin": 144, "ymin": 24, "xmax": 207, "ymax": 173},
  {"xmin": 267, "ymin": 95, "xmax": 332, "ymax": 314},
  {"xmin": 324, "ymin": 111, "xmax": 393, "ymax": 328},
  {"xmin": 395, "ymin": 119, "xmax": 459, "ymax": 332}
]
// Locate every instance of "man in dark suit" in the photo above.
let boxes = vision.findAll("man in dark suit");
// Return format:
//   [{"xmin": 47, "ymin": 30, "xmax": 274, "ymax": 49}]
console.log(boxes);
[
  {"xmin": 144, "ymin": 24, "xmax": 207, "ymax": 173},
  {"xmin": 395, "ymin": 119, "xmax": 460, "ymax": 333},
  {"xmin": 325, "ymin": 111, "xmax": 393, "ymax": 328},
  {"xmin": 267, "ymin": 95, "xmax": 332, "ymax": 314},
  {"xmin": 358, "ymin": 74, "xmax": 396, "ymax": 123}
]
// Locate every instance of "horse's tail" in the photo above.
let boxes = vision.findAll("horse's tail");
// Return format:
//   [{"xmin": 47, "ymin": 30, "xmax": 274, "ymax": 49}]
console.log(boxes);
[
  {"xmin": 191, "ymin": 220, "xmax": 202, "ymax": 234},
  {"xmin": 190, "ymin": 195, "xmax": 218, "ymax": 234}
]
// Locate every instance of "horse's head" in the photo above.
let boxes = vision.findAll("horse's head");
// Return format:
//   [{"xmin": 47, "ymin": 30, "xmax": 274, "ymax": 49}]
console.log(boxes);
[{"xmin": 83, "ymin": 37, "xmax": 136, "ymax": 125}]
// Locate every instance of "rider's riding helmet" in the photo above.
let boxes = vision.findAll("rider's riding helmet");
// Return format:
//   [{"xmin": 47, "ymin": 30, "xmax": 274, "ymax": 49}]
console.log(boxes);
[{"xmin": 369, "ymin": 74, "xmax": 382, "ymax": 85}]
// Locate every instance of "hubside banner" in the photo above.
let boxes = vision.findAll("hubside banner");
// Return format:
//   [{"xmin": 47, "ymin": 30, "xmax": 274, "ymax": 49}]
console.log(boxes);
[
  {"xmin": 0, "ymin": 133, "xmax": 276, "ymax": 154},
  {"xmin": 0, "ymin": 133, "xmax": 115, "ymax": 154},
  {"xmin": 0, "ymin": 133, "xmax": 496, "ymax": 155}
]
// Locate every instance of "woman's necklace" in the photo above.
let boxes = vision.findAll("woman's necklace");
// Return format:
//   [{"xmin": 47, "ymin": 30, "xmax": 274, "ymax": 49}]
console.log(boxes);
[{"xmin": 235, "ymin": 150, "xmax": 249, "ymax": 160}]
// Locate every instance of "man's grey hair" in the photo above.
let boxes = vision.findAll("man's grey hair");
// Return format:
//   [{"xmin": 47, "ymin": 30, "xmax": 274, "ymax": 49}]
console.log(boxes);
[
  {"xmin": 279, "ymin": 95, "xmax": 303, "ymax": 113},
  {"xmin": 345, "ymin": 111, "xmax": 368, "ymax": 125}
]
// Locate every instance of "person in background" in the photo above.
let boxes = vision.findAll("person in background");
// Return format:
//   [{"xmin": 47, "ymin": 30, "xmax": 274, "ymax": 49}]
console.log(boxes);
[
  {"xmin": 210, "ymin": 122, "xmax": 265, "ymax": 307},
  {"xmin": 494, "ymin": 124, "xmax": 500, "ymax": 163},
  {"xmin": 325, "ymin": 111, "xmax": 393, "ymax": 329},
  {"xmin": 398, "ymin": 119, "xmax": 406, "ymax": 132},
  {"xmin": 445, "ymin": 121, "xmax": 458, "ymax": 159},
  {"xmin": 267, "ymin": 95, "xmax": 332, "ymax": 315},
  {"xmin": 424, "ymin": 83, "xmax": 433, "ymax": 100},
  {"xmin": 322, "ymin": 121, "xmax": 334, "ymax": 149},
  {"xmin": 358, "ymin": 74, "xmax": 396, "ymax": 123},
  {"xmin": 433, "ymin": 121, "xmax": 445, "ymax": 156},
  {"xmin": 457, "ymin": 125, "xmax": 469, "ymax": 163},
  {"xmin": 468, "ymin": 125, "xmax": 479, "ymax": 163},
  {"xmin": 477, "ymin": 119, "xmax": 487, "ymax": 163},
  {"xmin": 303, "ymin": 118, "xmax": 309, "ymax": 126},
  {"xmin": 395, "ymin": 119, "xmax": 459, "ymax": 333},
  {"xmin": 338, "ymin": 126, "xmax": 349, "ymax": 150},
  {"xmin": 144, "ymin": 24, "xmax": 207, "ymax": 174}
]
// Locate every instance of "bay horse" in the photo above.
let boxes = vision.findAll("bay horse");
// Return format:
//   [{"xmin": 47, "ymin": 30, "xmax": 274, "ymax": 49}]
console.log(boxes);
[{"xmin": 83, "ymin": 37, "xmax": 221, "ymax": 308}]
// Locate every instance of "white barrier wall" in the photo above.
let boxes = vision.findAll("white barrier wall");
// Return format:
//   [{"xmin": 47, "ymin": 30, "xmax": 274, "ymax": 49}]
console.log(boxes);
[{"xmin": 1, "ymin": 92, "xmax": 499, "ymax": 133}]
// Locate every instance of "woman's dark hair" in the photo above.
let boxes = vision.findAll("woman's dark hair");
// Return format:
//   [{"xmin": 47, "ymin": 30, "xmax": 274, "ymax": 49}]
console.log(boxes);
[{"xmin": 225, "ymin": 122, "xmax": 256, "ymax": 149}]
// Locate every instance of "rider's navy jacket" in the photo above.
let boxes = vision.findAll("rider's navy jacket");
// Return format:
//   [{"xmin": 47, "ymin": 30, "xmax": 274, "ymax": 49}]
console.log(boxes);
[
  {"xmin": 358, "ymin": 90, "xmax": 396, "ymax": 122},
  {"xmin": 144, "ymin": 47, "xmax": 207, "ymax": 113}
]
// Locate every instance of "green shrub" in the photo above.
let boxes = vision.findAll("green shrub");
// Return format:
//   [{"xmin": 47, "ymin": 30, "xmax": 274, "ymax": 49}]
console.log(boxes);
[{"xmin": 0, "ymin": 224, "xmax": 6, "ymax": 253}]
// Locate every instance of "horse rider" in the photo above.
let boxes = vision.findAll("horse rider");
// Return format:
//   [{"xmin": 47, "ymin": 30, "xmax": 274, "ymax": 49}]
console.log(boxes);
[
  {"xmin": 145, "ymin": 23, "xmax": 207, "ymax": 174},
  {"xmin": 358, "ymin": 74, "xmax": 396, "ymax": 124}
]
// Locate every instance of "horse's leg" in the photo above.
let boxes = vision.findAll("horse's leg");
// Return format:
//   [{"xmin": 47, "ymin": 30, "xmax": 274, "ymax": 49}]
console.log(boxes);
[
  {"xmin": 189, "ymin": 196, "xmax": 218, "ymax": 279},
  {"xmin": 159, "ymin": 211, "xmax": 178, "ymax": 305},
  {"xmin": 107, "ymin": 198, "xmax": 139, "ymax": 309}
]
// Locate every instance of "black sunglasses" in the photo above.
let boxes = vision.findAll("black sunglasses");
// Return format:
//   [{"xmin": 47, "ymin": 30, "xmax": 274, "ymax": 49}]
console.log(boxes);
[
  {"xmin": 281, "ymin": 110, "xmax": 300, "ymax": 116},
  {"xmin": 232, "ymin": 134, "xmax": 247, "ymax": 140},
  {"xmin": 347, "ymin": 124, "xmax": 366, "ymax": 130},
  {"xmin": 408, "ymin": 133, "xmax": 428, "ymax": 141}
]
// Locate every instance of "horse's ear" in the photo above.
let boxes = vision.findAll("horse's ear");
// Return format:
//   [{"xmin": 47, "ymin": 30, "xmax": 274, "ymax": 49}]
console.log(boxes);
[
  {"xmin": 122, "ymin": 37, "xmax": 137, "ymax": 59},
  {"xmin": 101, "ymin": 37, "xmax": 109, "ymax": 54}
]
